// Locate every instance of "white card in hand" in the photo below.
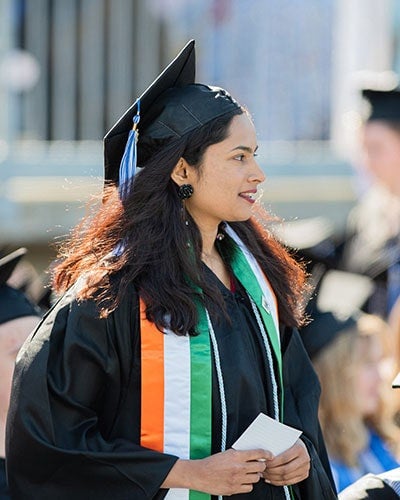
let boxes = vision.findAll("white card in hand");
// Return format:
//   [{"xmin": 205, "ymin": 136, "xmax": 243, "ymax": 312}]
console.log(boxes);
[{"xmin": 232, "ymin": 413, "xmax": 302, "ymax": 456}]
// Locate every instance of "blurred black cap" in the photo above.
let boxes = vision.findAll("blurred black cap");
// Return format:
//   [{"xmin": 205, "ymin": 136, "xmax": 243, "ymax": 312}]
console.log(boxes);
[
  {"xmin": 104, "ymin": 39, "xmax": 240, "ymax": 184},
  {"xmin": 0, "ymin": 248, "xmax": 41, "ymax": 325},
  {"xmin": 301, "ymin": 310, "xmax": 357, "ymax": 359},
  {"xmin": 0, "ymin": 247, "xmax": 27, "ymax": 285},
  {"xmin": 300, "ymin": 269, "xmax": 375, "ymax": 358},
  {"xmin": 363, "ymin": 88, "xmax": 400, "ymax": 122}
]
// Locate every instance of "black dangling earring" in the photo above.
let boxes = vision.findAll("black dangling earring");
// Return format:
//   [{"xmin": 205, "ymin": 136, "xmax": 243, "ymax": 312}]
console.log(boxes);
[
  {"xmin": 216, "ymin": 222, "xmax": 226, "ymax": 241},
  {"xmin": 178, "ymin": 184, "xmax": 194, "ymax": 200}
]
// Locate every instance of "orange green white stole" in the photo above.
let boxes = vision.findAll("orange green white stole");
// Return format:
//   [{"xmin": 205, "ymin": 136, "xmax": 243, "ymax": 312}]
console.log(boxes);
[
  {"xmin": 140, "ymin": 227, "xmax": 284, "ymax": 500},
  {"xmin": 140, "ymin": 302, "xmax": 212, "ymax": 500}
]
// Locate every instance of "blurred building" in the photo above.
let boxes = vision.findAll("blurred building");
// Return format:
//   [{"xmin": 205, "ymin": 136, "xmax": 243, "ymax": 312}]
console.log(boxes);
[{"xmin": 0, "ymin": 0, "xmax": 399, "ymax": 273}]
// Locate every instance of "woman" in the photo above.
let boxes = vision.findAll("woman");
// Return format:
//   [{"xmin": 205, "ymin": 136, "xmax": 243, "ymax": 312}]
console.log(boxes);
[
  {"xmin": 312, "ymin": 313, "xmax": 399, "ymax": 493},
  {"xmin": 6, "ymin": 41, "xmax": 336, "ymax": 499}
]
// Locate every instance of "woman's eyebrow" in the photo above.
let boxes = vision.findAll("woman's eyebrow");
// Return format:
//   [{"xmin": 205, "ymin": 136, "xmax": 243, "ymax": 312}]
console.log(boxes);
[{"xmin": 229, "ymin": 145, "xmax": 259, "ymax": 153}]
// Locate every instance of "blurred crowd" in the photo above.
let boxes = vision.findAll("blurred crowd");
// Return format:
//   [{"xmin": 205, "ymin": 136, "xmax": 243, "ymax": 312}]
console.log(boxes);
[
  {"xmin": 3, "ymin": 81, "xmax": 400, "ymax": 499},
  {"xmin": 294, "ymin": 83, "xmax": 400, "ymax": 497}
]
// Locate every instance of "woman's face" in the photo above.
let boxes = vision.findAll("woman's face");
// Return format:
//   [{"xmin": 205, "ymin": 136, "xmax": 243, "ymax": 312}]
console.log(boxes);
[
  {"xmin": 184, "ymin": 113, "xmax": 265, "ymax": 230},
  {"xmin": 362, "ymin": 121, "xmax": 400, "ymax": 196}
]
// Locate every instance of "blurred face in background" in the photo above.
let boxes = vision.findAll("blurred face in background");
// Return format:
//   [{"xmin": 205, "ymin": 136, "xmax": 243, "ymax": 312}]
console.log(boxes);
[
  {"xmin": 0, "ymin": 315, "xmax": 39, "ymax": 457},
  {"xmin": 0, "ymin": 316, "xmax": 39, "ymax": 421},
  {"xmin": 362, "ymin": 121, "xmax": 400, "ymax": 197}
]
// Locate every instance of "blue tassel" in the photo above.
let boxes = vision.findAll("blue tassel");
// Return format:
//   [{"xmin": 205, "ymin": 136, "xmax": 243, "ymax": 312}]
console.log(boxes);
[{"xmin": 118, "ymin": 100, "xmax": 141, "ymax": 200}]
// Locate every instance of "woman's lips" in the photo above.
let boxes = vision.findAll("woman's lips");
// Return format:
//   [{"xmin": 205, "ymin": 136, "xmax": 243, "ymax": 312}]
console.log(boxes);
[{"xmin": 239, "ymin": 191, "xmax": 256, "ymax": 204}]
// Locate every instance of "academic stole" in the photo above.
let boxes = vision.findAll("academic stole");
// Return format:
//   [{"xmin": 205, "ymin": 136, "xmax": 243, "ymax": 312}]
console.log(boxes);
[{"xmin": 140, "ymin": 229, "xmax": 283, "ymax": 500}]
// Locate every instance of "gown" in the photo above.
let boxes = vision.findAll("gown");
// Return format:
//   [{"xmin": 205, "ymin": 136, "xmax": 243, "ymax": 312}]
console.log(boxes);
[
  {"xmin": 6, "ymin": 269, "xmax": 337, "ymax": 499},
  {"xmin": 0, "ymin": 458, "xmax": 10, "ymax": 500},
  {"xmin": 341, "ymin": 185, "xmax": 400, "ymax": 316}
]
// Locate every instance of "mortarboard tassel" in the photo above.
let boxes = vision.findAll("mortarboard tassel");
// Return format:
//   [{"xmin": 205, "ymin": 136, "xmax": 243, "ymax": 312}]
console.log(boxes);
[
  {"xmin": 114, "ymin": 100, "xmax": 141, "ymax": 256},
  {"xmin": 118, "ymin": 100, "xmax": 141, "ymax": 200}
]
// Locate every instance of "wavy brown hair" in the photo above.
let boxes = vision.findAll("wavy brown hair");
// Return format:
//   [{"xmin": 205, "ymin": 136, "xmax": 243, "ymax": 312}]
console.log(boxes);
[{"xmin": 53, "ymin": 108, "xmax": 308, "ymax": 334}]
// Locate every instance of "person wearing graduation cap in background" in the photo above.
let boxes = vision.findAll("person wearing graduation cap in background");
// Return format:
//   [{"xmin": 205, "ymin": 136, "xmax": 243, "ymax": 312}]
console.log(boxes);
[
  {"xmin": 300, "ymin": 269, "xmax": 400, "ymax": 494},
  {"xmin": 0, "ymin": 248, "xmax": 41, "ymax": 499},
  {"xmin": 342, "ymin": 83, "xmax": 400, "ymax": 318},
  {"xmin": 6, "ymin": 41, "xmax": 337, "ymax": 499}
]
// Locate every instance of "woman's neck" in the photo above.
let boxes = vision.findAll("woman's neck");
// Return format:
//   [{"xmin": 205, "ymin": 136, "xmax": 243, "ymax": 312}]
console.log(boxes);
[
  {"xmin": 199, "ymin": 228, "xmax": 231, "ymax": 288},
  {"xmin": 199, "ymin": 228, "xmax": 219, "ymax": 257}
]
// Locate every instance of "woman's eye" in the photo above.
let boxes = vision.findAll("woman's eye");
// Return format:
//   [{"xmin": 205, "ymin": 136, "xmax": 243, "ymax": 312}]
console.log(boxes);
[{"xmin": 234, "ymin": 154, "xmax": 246, "ymax": 161}]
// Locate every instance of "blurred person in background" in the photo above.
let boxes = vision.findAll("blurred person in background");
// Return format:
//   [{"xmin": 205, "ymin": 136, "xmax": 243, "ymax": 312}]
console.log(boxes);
[
  {"xmin": 385, "ymin": 292, "xmax": 400, "ymax": 429},
  {"xmin": 0, "ymin": 249, "xmax": 41, "ymax": 499},
  {"xmin": 337, "ymin": 373, "xmax": 400, "ymax": 499},
  {"xmin": 5, "ymin": 41, "xmax": 337, "ymax": 499},
  {"xmin": 302, "ymin": 286, "xmax": 400, "ymax": 493},
  {"xmin": 342, "ymin": 86, "xmax": 400, "ymax": 318}
]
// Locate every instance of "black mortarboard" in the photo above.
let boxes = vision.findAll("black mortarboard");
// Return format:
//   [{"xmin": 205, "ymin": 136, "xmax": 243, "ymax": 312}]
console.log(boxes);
[
  {"xmin": 301, "ymin": 310, "xmax": 357, "ymax": 359},
  {"xmin": 363, "ymin": 88, "xmax": 400, "ymax": 122},
  {"xmin": 0, "ymin": 248, "xmax": 40, "ymax": 325},
  {"xmin": 103, "ymin": 39, "xmax": 240, "ymax": 189},
  {"xmin": 0, "ymin": 247, "xmax": 27, "ymax": 284},
  {"xmin": 300, "ymin": 270, "xmax": 375, "ymax": 358}
]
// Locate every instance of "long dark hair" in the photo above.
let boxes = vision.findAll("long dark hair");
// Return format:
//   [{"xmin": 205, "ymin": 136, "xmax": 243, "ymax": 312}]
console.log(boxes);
[{"xmin": 53, "ymin": 108, "xmax": 308, "ymax": 333}]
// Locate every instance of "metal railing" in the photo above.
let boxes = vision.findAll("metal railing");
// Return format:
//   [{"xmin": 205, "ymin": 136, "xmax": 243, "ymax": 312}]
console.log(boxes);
[{"xmin": 9, "ymin": 0, "xmax": 163, "ymax": 141}]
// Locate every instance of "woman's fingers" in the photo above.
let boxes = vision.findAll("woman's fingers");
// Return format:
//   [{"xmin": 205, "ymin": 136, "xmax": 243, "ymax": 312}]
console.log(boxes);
[
  {"xmin": 189, "ymin": 448, "xmax": 270, "ymax": 496},
  {"xmin": 262, "ymin": 439, "xmax": 310, "ymax": 486}
]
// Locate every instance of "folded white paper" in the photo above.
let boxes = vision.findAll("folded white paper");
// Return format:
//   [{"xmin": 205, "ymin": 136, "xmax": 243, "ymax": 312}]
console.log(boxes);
[{"xmin": 232, "ymin": 412, "xmax": 302, "ymax": 456}]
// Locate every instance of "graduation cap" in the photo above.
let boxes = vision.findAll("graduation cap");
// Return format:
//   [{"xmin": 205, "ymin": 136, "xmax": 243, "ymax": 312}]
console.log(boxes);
[
  {"xmin": 339, "ymin": 470, "xmax": 400, "ymax": 499},
  {"xmin": 392, "ymin": 372, "xmax": 400, "ymax": 389},
  {"xmin": 362, "ymin": 88, "xmax": 400, "ymax": 122},
  {"xmin": 103, "ymin": 39, "xmax": 240, "ymax": 197},
  {"xmin": 0, "ymin": 248, "xmax": 41, "ymax": 325},
  {"xmin": 0, "ymin": 247, "xmax": 28, "ymax": 282},
  {"xmin": 300, "ymin": 269, "xmax": 375, "ymax": 358}
]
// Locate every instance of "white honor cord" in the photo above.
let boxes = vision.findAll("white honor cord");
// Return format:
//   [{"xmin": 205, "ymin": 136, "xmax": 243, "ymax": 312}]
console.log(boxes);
[
  {"xmin": 206, "ymin": 309, "xmax": 227, "ymax": 500},
  {"xmin": 248, "ymin": 297, "xmax": 280, "ymax": 420},
  {"xmin": 206, "ymin": 309, "xmax": 227, "ymax": 453},
  {"xmin": 249, "ymin": 296, "xmax": 291, "ymax": 500},
  {"xmin": 207, "ymin": 304, "xmax": 290, "ymax": 500}
]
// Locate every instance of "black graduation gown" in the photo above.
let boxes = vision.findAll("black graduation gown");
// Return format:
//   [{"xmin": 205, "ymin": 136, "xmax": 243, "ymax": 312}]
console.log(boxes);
[
  {"xmin": 341, "ymin": 185, "xmax": 400, "ymax": 317},
  {"xmin": 6, "ymin": 275, "xmax": 337, "ymax": 499},
  {"xmin": 0, "ymin": 458, "xmax": 10, "ymax": 500}
]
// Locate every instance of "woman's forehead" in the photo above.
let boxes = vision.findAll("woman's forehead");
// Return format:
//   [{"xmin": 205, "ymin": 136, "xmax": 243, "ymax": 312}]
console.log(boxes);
[{"xmin": 223, "ymin": 114, "xmax": 257, "ymax": 146}]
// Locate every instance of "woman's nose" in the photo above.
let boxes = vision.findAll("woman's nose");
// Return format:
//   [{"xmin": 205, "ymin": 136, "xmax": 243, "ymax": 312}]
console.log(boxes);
[{"xmin": 250, "ymin": 160, "xmax": 266, "ymax": 183}]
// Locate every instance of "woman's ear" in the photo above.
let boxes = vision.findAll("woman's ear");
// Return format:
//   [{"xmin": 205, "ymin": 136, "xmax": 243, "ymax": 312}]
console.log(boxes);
[{"xmin": 170, "ymin": 158, "xmax": 192, "ymax": 186}]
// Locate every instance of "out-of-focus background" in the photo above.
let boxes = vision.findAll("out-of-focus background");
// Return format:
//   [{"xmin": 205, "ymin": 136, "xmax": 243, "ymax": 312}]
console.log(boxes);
[{"xmin": 1, "ymin": 0, "xmax": 400, "ymax": 278}]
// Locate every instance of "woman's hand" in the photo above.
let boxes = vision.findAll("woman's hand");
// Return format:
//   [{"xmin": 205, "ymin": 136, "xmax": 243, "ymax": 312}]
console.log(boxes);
[
  {"xmin": 162, "ymin": 448, "xmax": 271, "ymax": 496},
  {"xmin": 262, "ymin": 438, "xmax": 310, "ymax": 486}
]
